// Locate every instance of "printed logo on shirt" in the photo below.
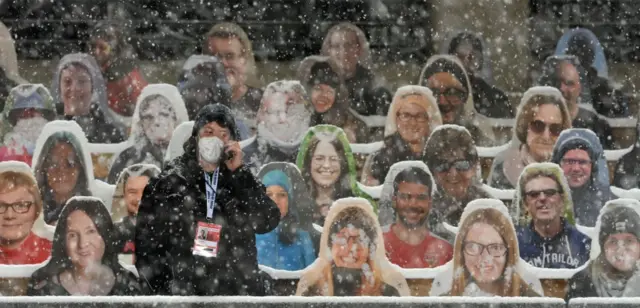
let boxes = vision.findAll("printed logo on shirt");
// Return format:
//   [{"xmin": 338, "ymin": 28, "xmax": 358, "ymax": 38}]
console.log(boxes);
[{"xmin": 529, "ymin": 252, "xmax": 581, "ymax": 268}]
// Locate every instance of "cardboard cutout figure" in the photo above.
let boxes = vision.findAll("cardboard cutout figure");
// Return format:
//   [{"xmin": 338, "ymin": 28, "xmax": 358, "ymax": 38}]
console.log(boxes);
[{"xmin": 296, "ymin": 197, "xmax": 410, "ymax": 296}]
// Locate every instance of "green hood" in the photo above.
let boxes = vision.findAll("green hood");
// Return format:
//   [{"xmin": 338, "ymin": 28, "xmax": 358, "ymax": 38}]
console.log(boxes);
[{"xmin": 295, "ymin": 125, "xmax": 375, "ymax": 211}]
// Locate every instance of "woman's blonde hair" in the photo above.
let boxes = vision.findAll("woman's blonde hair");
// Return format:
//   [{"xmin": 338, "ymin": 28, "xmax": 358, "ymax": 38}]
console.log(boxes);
[
  {"xmin": 450, "ymin": 208, "xmax": 525, "ymax": 297},
  {"xmin": 514, "ymin": 94, "xmax": 572, "ymax": 145},
  {"xmin": 0, "ymin": 171, "xmax": 43, "ymax": 217}
]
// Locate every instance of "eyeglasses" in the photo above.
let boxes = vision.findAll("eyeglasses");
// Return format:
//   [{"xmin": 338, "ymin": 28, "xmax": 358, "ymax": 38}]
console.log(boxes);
[
  {"xmin": 396, "ymin": 192, "xmax": 430, "ymax": 202},
  {"xmin": 46, "ymin": 159, "xmax": 78, "ymax": 171},
  {"xmin": 0, "ymin": 201, "xmax": 34, "ymax": 214},
  {"xmin": 432, "ymin": 160, "xmax": 474, "ymax": 173},
  {"xmin": 463, "ymin": 241, "xmax": 507, "ymax": 257},
  {"xmin": 528, "ymin": 120, "xmax": 563, "ymax": 137},
  {"xmin": 524, "ymin": 188, "xmax": 561, "ymax": 199},
  {"xmin": 560, "ymin": 158, "xmax": 592, "ymax": 167},
  {"xmin": 431, "ymin": 88, "xmax": 467, "ymax": 105},
  {"xmin": 396, "ymin": 112, "xmax": 429, "ymax": 123}
]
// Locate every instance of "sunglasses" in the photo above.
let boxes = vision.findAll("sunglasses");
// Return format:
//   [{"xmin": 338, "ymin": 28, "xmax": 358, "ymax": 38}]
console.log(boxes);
[
  {"xmin": 528, "ymin": 120, "xmax": 563, "ymax": 137},
  {"xmin": 524, "ymin": 188, "xmax": 561, "ymax": 199},
  {"xmin": 433, "ymin": 160, "xmax": 474, "ymax": 173},
  {"xmin": 431, "ymin": 88, "xmax": 467, "ymax": 104}
]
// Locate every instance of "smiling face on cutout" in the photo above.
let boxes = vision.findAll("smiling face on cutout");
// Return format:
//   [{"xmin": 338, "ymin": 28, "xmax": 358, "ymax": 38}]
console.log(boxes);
[
  {"xmin": 311, "ymin": 140, "xmax": 342, "ymax": 188},
  {"xmin": 463, "ymin": 222, "xmax": 507, "ymax": 284}
]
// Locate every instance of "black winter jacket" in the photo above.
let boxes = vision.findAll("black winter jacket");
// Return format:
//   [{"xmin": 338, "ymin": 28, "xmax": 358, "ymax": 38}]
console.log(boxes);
[{"xmin": 135, "ymin": 105, "xmax": 280, "ymax": 296}]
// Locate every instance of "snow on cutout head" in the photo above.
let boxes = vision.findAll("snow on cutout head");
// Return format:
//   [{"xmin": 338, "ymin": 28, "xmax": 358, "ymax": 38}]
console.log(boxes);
[{"xmin": 256, "ymin": 80, "xmax": 312, "ymax": 146}]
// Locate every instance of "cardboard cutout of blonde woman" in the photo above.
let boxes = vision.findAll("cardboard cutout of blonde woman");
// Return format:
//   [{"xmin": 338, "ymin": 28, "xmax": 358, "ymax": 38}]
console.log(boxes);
[
  {"xmin": 295, "ymin": 125, "xmax": 373, "ymax": 225},
  {"xmin": 361, "ymin": 85, "xmax": 443, "ymax": 186},
  {"xmin": 429, "ymin": 199, "xmax": 543, "ymax": 297},
  {"xmin": 566, "ymin": 199, "xmax": 640, "ymax": 299},
  {"xmin": 243, "ymin": 80, "xmax": 313, "ymax": 174},
  {"xmin": 296, "ymin": 197, "xmax": 410, "ymax": 296}
]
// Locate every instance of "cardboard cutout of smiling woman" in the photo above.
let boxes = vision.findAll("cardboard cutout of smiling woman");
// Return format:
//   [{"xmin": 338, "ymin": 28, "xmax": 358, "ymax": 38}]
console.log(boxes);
[
  {"xmin": 27, "ymin": 196, "xmax": 143, "ymax": 296},
  {"xmin": 296, "ymin": 125, "xmax": 373, "ymax": 225},
  {"xmin": 430, "ymin": 199, "xmax": 543, "ymax": 297},
  {"xmin": 296, "ymin": 197, "xmax": 410, "ymax": 296}
]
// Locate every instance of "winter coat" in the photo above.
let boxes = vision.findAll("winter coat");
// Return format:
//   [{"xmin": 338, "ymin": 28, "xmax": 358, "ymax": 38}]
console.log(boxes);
[
  {"xmin": 613, "ymin": 123, "xmax": 640, "ymax": 189},
  {"xmin": 551, "ymin": 129, "xmax": 612, "ymax": 227},
  {"xmin": 135, "ymin": 104, "xmax": 280, "ymax": 296},
  {"xmin": 51, "ymin": 53, "xmax": 126, "ymax": 143},
  {"xmin": 363, "ymin": 85, "xmax": 442, "ymax": 185},
  {"xmin": 572, "ymin": 106, "xmax": 614, "ymax": 149},
  {"xmin": 554, "ymin": 28, "xmax": 630, "ymax": 118},
  {"xmin": 517, "ymin": 218, "xmax": 591, "ymax": 269},
  {"xmin": 90, "ymin": 21, "xmax": 148, "ymax": 118},
  {"xmin": 445, "ymin": 31, "xmax": 512, "ymax": 118},
  {"xmin": 177, "ymin": 55, "xmax": 233, "ymax": 120},
  {"xmin": 418, "ymin": 55, "xmax": 496, "ymax": 146},
  {"xmin": 429, "ymin": 185, "xmax": 491, "ymax": 243},
  {"xmin": 107, "ymin": 84, "xmax": 189, "ymax": 183},
  {"xmin": 243, "ymin": 80, "xmax": 313, "ymax": 174},
  {"xmin": 565, "ymin": 199, "xmax": 640, "ymax": 300},
  {"xmin": 320, "ymin": 23, "xmax": 391, "ymax": 116},
  {"xmin": 255, "ymin": 168, "xmax": 316, "ymax": 270},
  {"xmin": 296, "ymin": 198, "xmax": 410, "ymax": 296},
  {"xmin": 0, "ymin": 84, "xmax": 56, "ymax": 165}
]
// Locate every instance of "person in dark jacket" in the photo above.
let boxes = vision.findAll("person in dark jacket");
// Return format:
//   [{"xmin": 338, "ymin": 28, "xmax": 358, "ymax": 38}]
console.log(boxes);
[
  {"xmin": 555, "ymin": 28, "xmax": 630, "ymax": 118},
  {"xmin": 89, "ymin": 21, "xmax": 148, "ymax": 119},
  {"xmin": 514, "ymin": 163, "xmax": 590, "ymax": 269},
  {"xmin": 320, "ymin": 22, "xmax": 391, "ymax": 116},
  {"xmin": 27, "ymin": 197, "xmax": 143, "ymax": 296},
  {"xmin": 566, "ymin": 199, "xmax": 640, "ymax": 300},
  {"xmin": 613, "ymin": 122, "xmax": 640, "ymax": 189},
  {"xmin": 135, "ymin": 104, "xmax": 280, "ymax": 296},
  {"xmin": 447, "ymin": 32, "xmax": 512, "ymax": 118},
  {"xmin": 177, "ymin": 55, "xmax": 233, "ymax": 120},
  {"xmin": 551, "ymin": 129, "xmax": 613, "ymax": 227},
  {"xmin": 537, "ymin": 55, "xmax": 614, "ymax": 149},
  {"xmin": 51, "ymin": 53, "xmax": 126, "ymax": 143}
]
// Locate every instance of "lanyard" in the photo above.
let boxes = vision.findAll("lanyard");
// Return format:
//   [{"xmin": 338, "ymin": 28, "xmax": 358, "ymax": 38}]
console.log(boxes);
[{"xmin": 204, "ymin": 168, "xmax": 220, "ymax": 219}]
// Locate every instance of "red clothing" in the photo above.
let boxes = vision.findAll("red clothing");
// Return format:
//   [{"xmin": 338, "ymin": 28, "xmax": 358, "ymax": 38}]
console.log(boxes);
[
  {"xmin": 0, "ymin": 145, "xmax": 32, "ymax": 165},
  {"xmin": 0, "ymin": 232, "xmax": 52, "ymax": 264},
  {"xmin": 383, "ymin": 224, "xmax": 453, "ymax": 268},
  {"xmin": 106, "ymin": 67, "xmax": 148, "ymax": 116}
]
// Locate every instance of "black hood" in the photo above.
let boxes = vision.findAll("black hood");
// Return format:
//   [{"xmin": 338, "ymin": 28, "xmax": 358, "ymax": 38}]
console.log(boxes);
[{"xmin": 183, "ymin": 104, "xmax": 239, "ymax": 158}]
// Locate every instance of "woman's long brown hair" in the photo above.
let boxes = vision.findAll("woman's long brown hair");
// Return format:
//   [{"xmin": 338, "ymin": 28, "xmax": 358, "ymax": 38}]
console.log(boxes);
[{"xmin": 450, "ymin": 208, "xmax": 525, "ymax": 297}]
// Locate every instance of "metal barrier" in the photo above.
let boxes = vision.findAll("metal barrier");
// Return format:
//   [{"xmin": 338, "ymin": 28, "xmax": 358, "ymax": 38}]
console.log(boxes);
[
  {"xmin": 0, "ymin": 296, "xmax": 566, "ymax": 308},
  {"xmin": 569, "ymin": 298, "xmax": 640, "ymax": 308}
]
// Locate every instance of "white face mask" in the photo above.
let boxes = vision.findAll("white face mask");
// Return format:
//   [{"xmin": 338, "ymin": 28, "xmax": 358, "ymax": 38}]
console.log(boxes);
[{"xmin": 198, "ymin": 137, "xmax": 224, "ymax": 164}]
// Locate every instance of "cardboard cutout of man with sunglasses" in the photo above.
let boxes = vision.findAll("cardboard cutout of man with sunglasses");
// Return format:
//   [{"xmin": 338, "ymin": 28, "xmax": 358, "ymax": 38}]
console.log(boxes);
[
  {"xmin": 383, "ymin": 167, "xmax": 453, "ymax": 268},
  {"xmin": 516, "ymin": 163, "xmax": 591, "ymax": 269}
]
